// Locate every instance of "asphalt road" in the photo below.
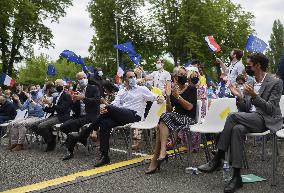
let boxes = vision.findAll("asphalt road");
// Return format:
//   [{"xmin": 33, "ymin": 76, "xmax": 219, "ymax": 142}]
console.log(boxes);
[{"xmin": 1, "ymin": 137, "xmax": 284, "ymax": 193}]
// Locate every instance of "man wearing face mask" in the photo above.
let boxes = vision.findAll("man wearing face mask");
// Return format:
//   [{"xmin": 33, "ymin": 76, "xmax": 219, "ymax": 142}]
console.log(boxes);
[
  {"xmin": 61, "ymin": 72, "xmax": 101, "ymax": 160},
  {"xmin": 91, "ymin": 70, "xmax": 164, "ymax": 167},
  {"xmin": 198, "ymin": 53, "xmax": 283, "ymax": 193},
  {"xmin": 144, "ymin": 59, "xmax": 171, "ymax": 95},
  {"xmin": 34, "ymin": 79, "xmax": 72, "ymax": 152},
  {"xmin": 216, "ymin": 49, "xmax": 245, "ymax": 84}
]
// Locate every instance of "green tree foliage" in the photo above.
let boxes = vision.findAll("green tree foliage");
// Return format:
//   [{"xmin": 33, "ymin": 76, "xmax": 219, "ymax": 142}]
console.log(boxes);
[
  {"xmin": 88, "ymin": 0, "xmax": 163, "ymax": 76},
  {"xmin": 176, "ymin": 0, "xmax": 254, "ymax": 78},
  {"xmin": 18, "ymin": 54, "xmax": 82, "ymax": 85},
  {"xmin": 266, "ymin": 19, "xmax": 284, "ymax": 73},
  {"xmin": 0, "ymin": 0, "xmax": 72, "ymax": 76}
]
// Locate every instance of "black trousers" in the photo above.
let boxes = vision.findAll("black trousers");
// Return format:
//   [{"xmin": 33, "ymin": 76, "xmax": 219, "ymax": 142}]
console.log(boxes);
[
  {"xmin": 60, "ymin": 116, "xmax": 89, "ymax": 135},
  {"xmin": 95, "ymin": 105, "xmax": 141, "ymax": 156},
  {"xmin": 35, "ymin": 116, "xmax": 61, "ymax": 144}
]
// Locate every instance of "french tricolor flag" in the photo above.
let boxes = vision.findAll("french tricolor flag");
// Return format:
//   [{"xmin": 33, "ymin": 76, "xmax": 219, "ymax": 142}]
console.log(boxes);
[
  {"xmin": 205, "ymin": 36, "xmax": 221, "ymax": 52},
  {"xmin": 117, "ymin": 66, "xmax": 125, "ymax": 77},
  {"xmin": 0, "ymin": 73, "xmax": 16, "ymax": 87}
]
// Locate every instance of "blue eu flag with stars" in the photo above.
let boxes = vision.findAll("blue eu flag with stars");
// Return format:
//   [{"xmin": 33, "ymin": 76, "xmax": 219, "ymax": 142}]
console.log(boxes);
[{"xmin": 245, "ymin": 35, "xmax": 268, "ymax": 53}]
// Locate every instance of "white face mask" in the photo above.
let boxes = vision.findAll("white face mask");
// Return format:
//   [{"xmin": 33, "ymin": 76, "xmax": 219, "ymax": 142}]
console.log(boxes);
[
  {"xmin": 51, "ymin": 92, "xmax": 59, "ymax": 98},
  {"xmin": 156, "ymin": 63, "xmax": 162, "ymax": 70},
  {"xmin": 78, "ymin": 79, "xmax": 88, "ymax": 88},
  {"xmin": 98, "ymin": 71, "xmax": 103, "ymax": 77}
]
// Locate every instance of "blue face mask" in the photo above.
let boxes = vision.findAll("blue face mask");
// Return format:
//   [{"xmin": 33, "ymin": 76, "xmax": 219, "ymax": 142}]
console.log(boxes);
[
  {"xmin": 78, "ymin": 79, "xmax": 88, "ymax": 88},
  {"xmin": 128, "ymin": 78, "xmax": 137, "ymax": 89}
]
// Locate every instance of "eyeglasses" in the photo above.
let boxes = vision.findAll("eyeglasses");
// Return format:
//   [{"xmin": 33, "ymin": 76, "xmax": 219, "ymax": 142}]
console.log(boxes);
[{"xmin": 128, "ymin": 76, "xmax": 136, "ymax": 79}]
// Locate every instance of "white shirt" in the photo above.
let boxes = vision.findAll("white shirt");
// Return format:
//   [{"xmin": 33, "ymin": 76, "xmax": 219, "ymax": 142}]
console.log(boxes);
[
  {"xmin": 54, "ymin": 91, "xmax": 64, "ymax": 114},
  {"xmin": 251, "ymin": 73, "xmax": 267, "ymax": 112},
  {"xmin": 111, "ymin": 86, "xmax": 157, "ymax": 118},
  {"xmin": 225, "ymin": 61, "xmax": 245, "ymax": 84},
  {"xmin": 148, "ymin": 70, "xmax": 171, "ymax": 94}
]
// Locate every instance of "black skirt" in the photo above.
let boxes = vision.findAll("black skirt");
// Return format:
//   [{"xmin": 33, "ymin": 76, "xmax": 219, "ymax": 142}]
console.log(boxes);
[{"xmin": 159, "ymin": 112, "xmax": 196, "ymax": 132}]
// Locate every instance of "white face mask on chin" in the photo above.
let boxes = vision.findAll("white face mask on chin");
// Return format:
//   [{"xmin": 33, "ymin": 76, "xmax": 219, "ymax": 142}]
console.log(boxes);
[{"xmin": 156, "ymin": 63, "xmax": 162, "ymax": 70}]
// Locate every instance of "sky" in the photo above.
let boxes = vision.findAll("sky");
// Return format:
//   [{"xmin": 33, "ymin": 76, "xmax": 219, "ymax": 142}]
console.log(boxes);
[{"xmin": 33, "ymin": 0, "xmax": 284, "ymax": 61}]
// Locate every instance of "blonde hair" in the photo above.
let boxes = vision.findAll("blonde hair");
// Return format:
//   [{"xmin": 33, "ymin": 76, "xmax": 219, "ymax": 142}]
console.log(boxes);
[{"xmin": 187, "ymin": 66, "xmax": 199, "ymax": 78}]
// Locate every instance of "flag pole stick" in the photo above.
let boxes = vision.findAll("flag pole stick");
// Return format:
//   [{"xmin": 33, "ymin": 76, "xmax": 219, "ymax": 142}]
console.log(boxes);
[{"xmin": 115, "ymin": 18, "xmax": 119, "ymax": 72}]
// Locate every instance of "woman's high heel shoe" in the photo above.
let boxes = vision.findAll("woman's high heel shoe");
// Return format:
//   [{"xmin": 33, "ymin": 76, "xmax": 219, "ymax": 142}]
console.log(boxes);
[
  {"xmin": 145, "ymin": 166, "xmax": 160, "ymax": 174},
  {"xmin": 157, "ymin": 154, "xmax": 169, "ymax": 168}
]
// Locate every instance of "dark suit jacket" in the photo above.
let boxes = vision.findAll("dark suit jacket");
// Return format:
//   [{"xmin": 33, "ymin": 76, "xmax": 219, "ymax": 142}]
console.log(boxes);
[
  {"xmin": 71, "ymin": 84, "xmax": 101, "ymax": 122},
  {"xmin": 0, "ymin": 101, "xmax": 17, "ymax": 119},
  {"xmin": 44, "ymin": 92, "xmax": 72, "ymax": 122},
  {"xmin": 83, "ymin": 84, "xmax": 101, "ymax": 121},
  {"xmin": 237, "ymin": 74, "xmax": 283, "ymax": 133}
]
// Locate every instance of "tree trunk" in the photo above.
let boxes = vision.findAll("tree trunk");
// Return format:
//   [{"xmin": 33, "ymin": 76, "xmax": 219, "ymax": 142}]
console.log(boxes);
[{"xmin": 0, "ymin": 41, "xmax": 8, "ymax": 74}]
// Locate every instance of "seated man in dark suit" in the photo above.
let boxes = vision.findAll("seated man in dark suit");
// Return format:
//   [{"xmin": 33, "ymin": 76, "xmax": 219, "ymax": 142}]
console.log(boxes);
[
  {"xmin": 0, "ymin": 96, "xmax": 17, "ymax": 124},
  {"xmin": 198, "ymin": 53, "xmax": 283, "ymax": 193},
  {"xmin": 35, "ymin": 79, "xmax": 72, "ymax": 152},
  {"xmin": 61, "ymin": 72, "xmax": 101, "ymax": 160}
]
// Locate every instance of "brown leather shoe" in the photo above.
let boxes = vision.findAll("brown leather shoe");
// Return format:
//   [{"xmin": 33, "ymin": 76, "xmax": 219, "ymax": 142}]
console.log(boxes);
[
  {"xmin": 12, "ymin": 144, "xmax": 24, "ymax": 151},
  {"xmin": 8, "ymin": 144, "xmax": 17, "ymax": 150}
]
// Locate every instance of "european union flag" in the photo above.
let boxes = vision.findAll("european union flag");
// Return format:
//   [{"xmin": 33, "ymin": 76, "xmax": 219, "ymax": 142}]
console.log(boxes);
[
  {"xmin": 114, "ymin": 41, "xmax": 136, "ymax": 55},
  {"xmin": 129, "ymin": 53, "xmax": 141, "ymax": 65},
  {"xmin": 82, "ymin": 64, "xmax": 94, "ymax": 73},
  {"xmin": 47, "ymin": 64, "xmax": 56, "ymax": 76},
  {"xmin": 59, "ymin": 50, "xmax": 85, "ymax": 65},
  {"xmin": 245, "ymin": 35, "xmax": 268, "ymax": 53}
]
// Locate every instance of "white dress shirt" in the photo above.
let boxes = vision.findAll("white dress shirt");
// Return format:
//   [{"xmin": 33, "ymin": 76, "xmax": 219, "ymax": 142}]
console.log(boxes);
[
  {"xmin": 251, "ymin": 73, "xmax": 267, "ymax": 112},
  {"xmin": 148, "ymin": 70, "xmax": 171, "ymax": 94},
  {"xmin": 111, "ymin": 86, "xmax": 157, "ymax": 118}
]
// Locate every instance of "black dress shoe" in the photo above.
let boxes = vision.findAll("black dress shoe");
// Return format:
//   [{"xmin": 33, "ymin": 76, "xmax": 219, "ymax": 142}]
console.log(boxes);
[
  {"xmin": 224, "ymin": 175, "xmax": 243, "ymax": 193},
  {"xmin": 62, "ymin": 152, "xmax": 74, "ymax": 161},
  {"xmin": 198, "ymin": 158, "xmax": 222, "ymax": 173},
  {"xmin": 45, "ymin": 139, "xmax": 56, "ymax": 152},
  {"xmin": 94, "ymin": 156, "xmax": 110, "ymax": 167}
]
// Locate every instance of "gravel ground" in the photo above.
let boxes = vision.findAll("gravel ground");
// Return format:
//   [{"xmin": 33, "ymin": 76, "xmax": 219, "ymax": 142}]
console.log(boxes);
[{"xmin": 1, "ymin": 137, "xmax": 284, "ymax": 193}]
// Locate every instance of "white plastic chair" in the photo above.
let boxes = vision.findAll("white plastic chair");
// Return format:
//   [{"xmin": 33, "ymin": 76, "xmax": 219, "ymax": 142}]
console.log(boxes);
[
  {"xmin": 130, "ymin": 101, "xmax": 166, "ymax": 153},
  {"xmin": 187, "ymin": 98, "xmax": 238, "ymax": 166},
  {"xmin": 111, "ymin": 101, "xmax": 166, "ymax": 158}
]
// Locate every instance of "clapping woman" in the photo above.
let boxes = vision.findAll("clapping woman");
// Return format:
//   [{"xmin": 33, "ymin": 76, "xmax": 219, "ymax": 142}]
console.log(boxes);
[{"xmin": 145, "ymin": 66, "xmax": 197, "ymax": 174}]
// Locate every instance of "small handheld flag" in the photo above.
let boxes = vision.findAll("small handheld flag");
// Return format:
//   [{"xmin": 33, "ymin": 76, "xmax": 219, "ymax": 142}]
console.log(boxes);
[
  {"xmin": 117, "ymin": 64, "xmax": 125, "ymax": 77},
  {"xmin": 114, "ymin": 41, "xmax": 142, "ymax": 65},
  {"xmin": 245, "ymin": 35, "xmax": 268, "ymax": 53},
  {"xmin": 114, "ymin": 41, "xmax": 136, "ymax": 55},
  {"xmin": 47, "ymin": 64, "xmax": 56, "ymax": 76},
  {"xmin": 59, "ymin": 50, "xmax": 85, "ymax": 65},
  {"xmin": 205, "ymin": 36, "xmax": 221, "ymax": 52},
  {"xmin": 0, "ymin": 73, "xmax": 16, "ymax": 87}
]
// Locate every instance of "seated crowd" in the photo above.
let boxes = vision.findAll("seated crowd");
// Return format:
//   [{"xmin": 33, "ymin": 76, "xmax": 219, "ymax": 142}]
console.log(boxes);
[{"xmin": 0, "ymin": 51, "xmax": 283, "ymax": 193}]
